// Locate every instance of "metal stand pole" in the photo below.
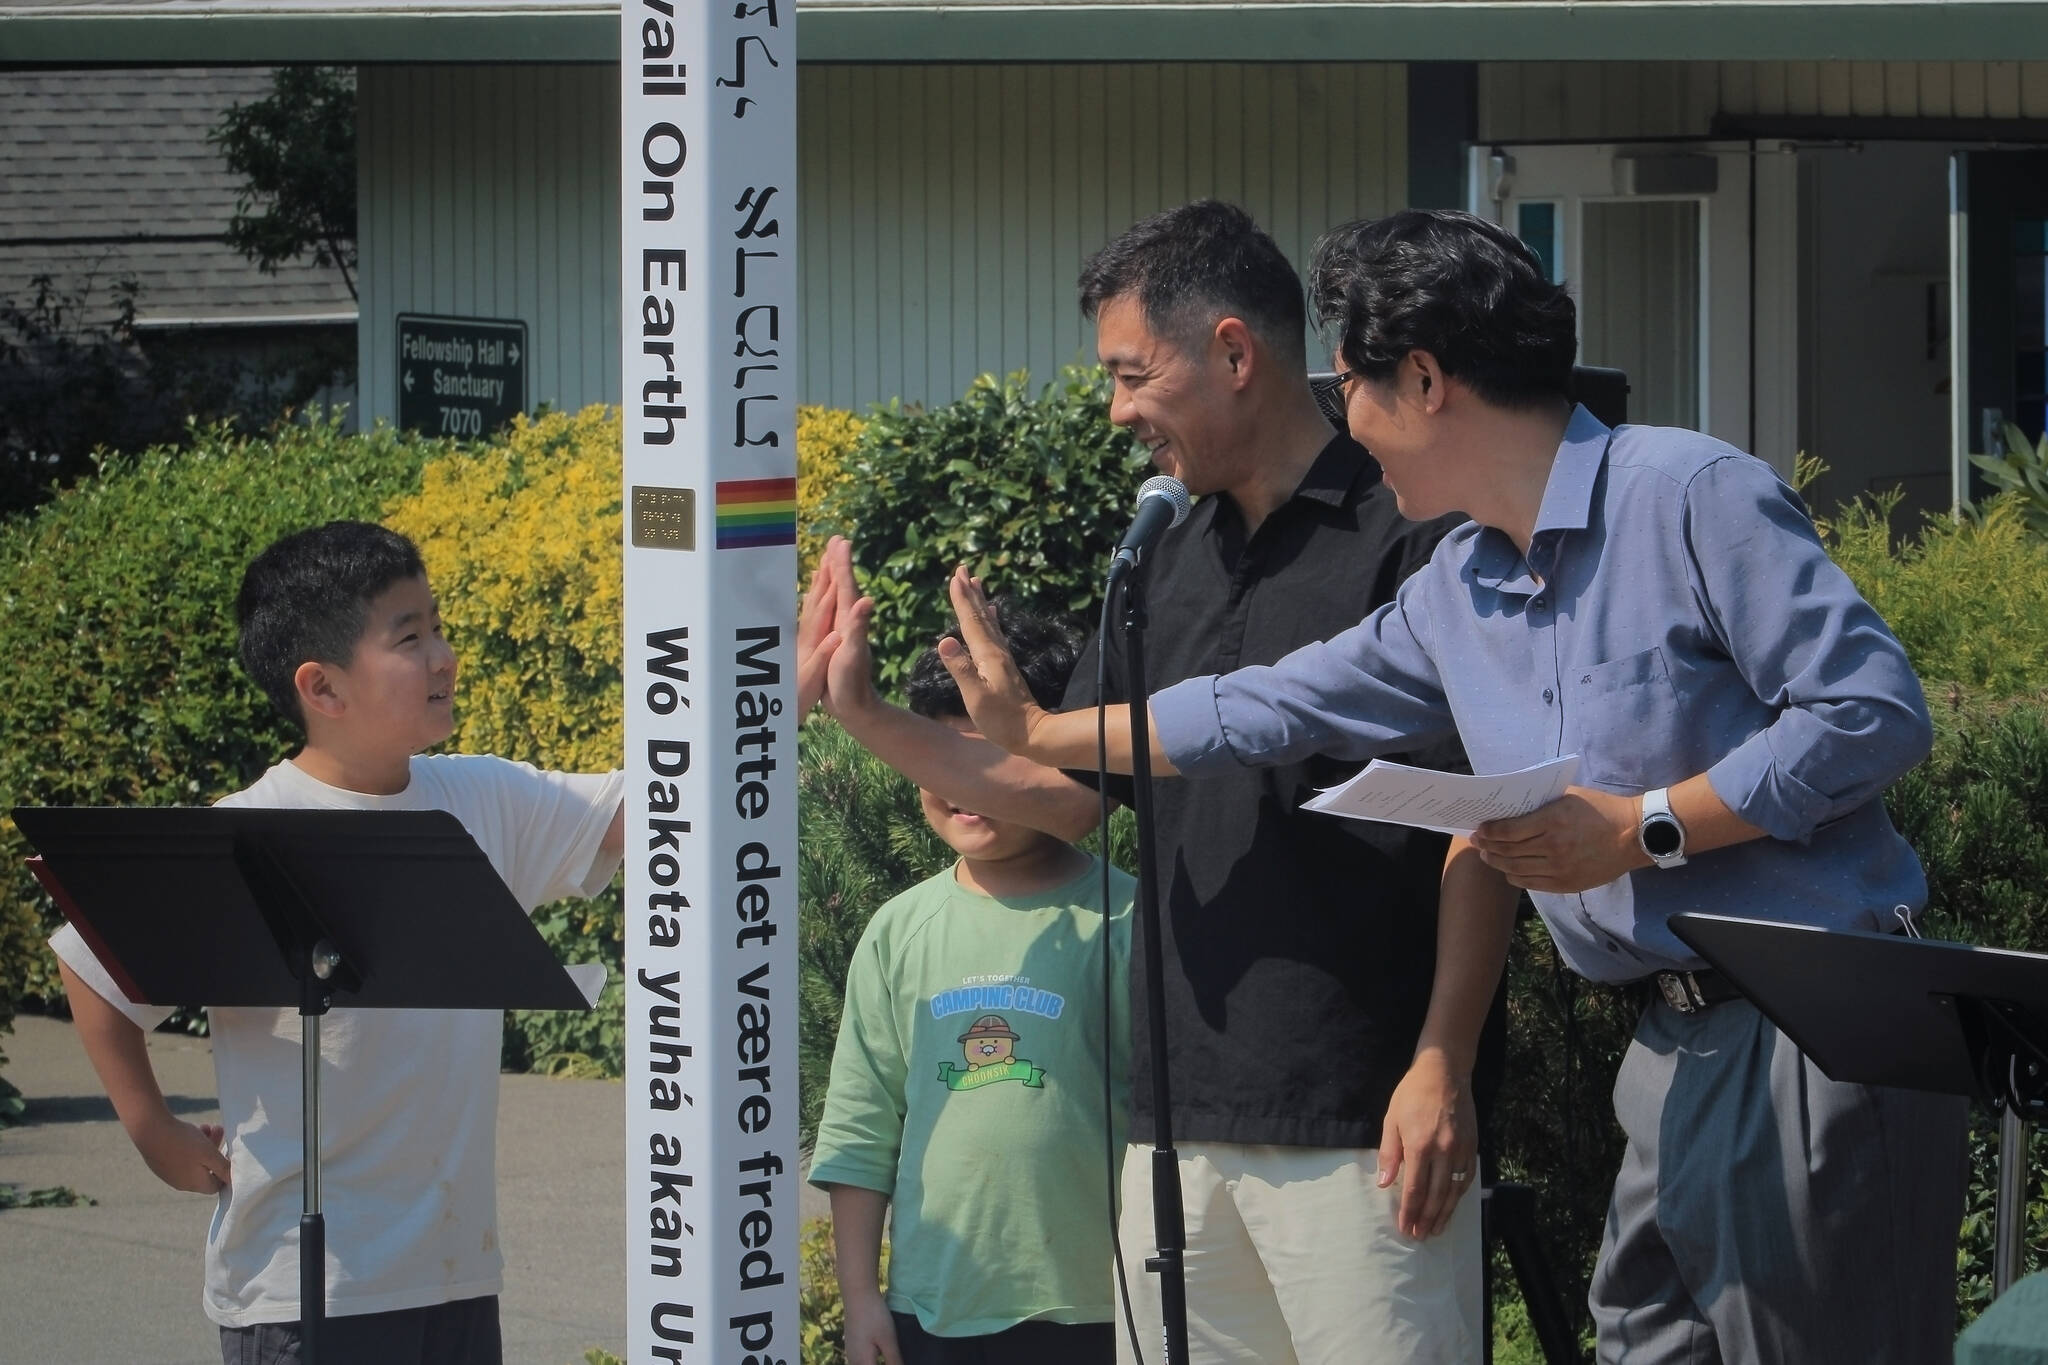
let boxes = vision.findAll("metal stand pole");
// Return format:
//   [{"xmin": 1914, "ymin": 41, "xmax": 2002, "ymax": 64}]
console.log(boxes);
[
  {"xmin": 1117, "ymin": 563, "xmax": 1190, "ymax": 1365},
  {"xmin": 1995, "ymin": 1103, "xmax": 2029, "ymax": 1298},
  {"xmin": 300, "ymin": 940, "xmax": 339, "ymax": 1365}
]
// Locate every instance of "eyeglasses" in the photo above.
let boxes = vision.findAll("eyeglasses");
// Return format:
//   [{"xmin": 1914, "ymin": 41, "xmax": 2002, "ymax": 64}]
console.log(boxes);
[{"xmin": 1310, "ymin": 370, "xmax": 1359, "ymax": 427}]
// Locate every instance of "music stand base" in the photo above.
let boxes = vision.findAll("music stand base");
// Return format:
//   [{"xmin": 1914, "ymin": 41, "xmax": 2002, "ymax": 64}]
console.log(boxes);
[{"xmin": 1997, "ymin": 1106, "xmax": 2032, "ymax": 1298}]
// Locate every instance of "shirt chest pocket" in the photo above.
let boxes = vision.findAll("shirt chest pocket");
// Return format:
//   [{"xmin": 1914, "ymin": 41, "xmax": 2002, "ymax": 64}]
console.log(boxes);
[{"xmin": 1573, "ymin": 646, "xmax": 1681, "ymax": 788}]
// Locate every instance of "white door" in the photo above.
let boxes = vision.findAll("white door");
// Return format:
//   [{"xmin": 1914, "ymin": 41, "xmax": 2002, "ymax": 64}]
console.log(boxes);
[{"xmin": 1467, "ymin": 142, "xmax": 1798, "ymax": 474}]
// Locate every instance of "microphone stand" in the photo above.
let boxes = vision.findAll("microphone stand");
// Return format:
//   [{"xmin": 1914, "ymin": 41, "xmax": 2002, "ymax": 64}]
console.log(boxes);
[{"xmin": 1112, "ymin": 554, "xmax": 1190, "ymax": 1365}]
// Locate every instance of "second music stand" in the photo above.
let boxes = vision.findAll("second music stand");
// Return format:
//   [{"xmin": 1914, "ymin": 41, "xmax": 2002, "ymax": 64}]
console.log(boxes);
[{"xmin": 1671, "ymin": 912, "xmax": 2048, "ymax": 1296}]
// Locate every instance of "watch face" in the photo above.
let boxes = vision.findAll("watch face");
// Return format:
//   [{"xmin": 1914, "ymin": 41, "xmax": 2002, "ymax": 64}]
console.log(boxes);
[{"xmin": 1642, "ymin": 815, "xmax": 1683, "ymax": 858}]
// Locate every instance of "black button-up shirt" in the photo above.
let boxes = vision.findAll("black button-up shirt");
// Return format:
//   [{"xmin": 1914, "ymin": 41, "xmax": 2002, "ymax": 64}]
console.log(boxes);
[{"xmin": 1063, "ymin": 433, "xmax": 1498, "ymax": 1148}]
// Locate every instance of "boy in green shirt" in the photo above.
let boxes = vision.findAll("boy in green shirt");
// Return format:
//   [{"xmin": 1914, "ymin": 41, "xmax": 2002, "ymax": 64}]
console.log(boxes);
[{"xmin": 810, "ymin": 605, "xmax": 1133, "ymax": 1365}]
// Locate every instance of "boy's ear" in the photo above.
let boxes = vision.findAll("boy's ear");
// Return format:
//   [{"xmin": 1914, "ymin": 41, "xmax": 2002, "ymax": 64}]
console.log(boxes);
[{"xmin": 294, "ymin": 660, "xmax": 347, "ymax": 722}]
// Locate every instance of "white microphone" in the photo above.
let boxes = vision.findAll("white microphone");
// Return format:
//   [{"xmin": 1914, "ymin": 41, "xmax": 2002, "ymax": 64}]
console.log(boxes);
[{"xmin": 1107, "ymin": 475, "xmax": 1192, "ymax": 582}]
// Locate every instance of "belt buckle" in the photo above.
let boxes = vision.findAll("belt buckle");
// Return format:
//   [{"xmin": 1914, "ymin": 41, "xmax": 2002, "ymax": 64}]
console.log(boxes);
[{"xmin": 1657, "ymin": 972, "xmax": 1702, "ymax": 1014}]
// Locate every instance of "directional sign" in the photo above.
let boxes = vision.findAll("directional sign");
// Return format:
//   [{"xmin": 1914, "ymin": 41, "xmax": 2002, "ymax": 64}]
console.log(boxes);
[{"xmin": 396, "ymin": 314, "xmax": 527, "ymax": 438}]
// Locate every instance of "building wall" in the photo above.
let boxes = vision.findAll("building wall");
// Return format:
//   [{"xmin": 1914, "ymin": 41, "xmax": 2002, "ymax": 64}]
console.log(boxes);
[
  {"xmin": 357, "ymin": 62, "xmax": 1407, "ymax": 424},
  {"xmin": 1479, "ymin": 60, "xmax": 2048, "ymax": 140},
  {"xmin": 357, "ymin": 65, "xmax": 622, "ymax": 427},
  {"xmin": 798, "ymin": 62, "xmax": 1407, "ymax": 410}
]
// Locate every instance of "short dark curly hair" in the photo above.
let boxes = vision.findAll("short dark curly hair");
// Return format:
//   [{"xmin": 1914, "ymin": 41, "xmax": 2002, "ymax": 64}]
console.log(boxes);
[
  {"xmin": 1308, "ymin": 209, "xmax": 1576, "ymax": 410},
  {"xmin": 1079, "ymin": 199, "xmax": 1307, "ymax": 366},
  {"xmin": 905, "ymin": 600, "xmax": 1081, "ymax": 721},
  {"xmin": 236, "ymin": 520, "xmax": 427, "ymax": 728}
]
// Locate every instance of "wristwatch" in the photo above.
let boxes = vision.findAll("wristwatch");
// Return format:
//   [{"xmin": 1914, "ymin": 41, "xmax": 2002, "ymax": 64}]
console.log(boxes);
[{"xmin": 1637, "ymin": 788, "xmax": 1688, "ymax": 869}]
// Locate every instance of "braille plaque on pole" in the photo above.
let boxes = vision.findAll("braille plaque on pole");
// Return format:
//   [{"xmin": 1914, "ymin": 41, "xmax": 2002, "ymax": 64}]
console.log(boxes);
[{"xmin": 620, "ymin": 0, "xmax": 797, "ymax": 1359}]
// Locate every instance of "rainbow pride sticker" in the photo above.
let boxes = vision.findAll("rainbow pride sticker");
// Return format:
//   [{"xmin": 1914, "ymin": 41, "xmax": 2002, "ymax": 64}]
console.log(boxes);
[{"xmin": 714, "ymin": 477, "xmax": 797, "ymax": 550}]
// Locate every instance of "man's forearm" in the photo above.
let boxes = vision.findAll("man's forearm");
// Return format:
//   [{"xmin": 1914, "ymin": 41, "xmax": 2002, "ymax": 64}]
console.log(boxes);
[
  {"xmin": 1417, "ymin": 839, "xmax": 1519, "ymax": 1074},
  {"xmin": 836, "ymin": 696, "xmax": 1105, "ymax": 843},
  {"xmin": 1010, "ymin": 701, "xmax": 1179, "ymax": 779}
]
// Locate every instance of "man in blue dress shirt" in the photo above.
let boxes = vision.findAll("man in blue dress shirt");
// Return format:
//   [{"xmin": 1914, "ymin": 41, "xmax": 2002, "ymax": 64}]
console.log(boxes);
[{"xmin": 936, "ymin": 208, "xmax": 1969, "ymax": 1364}]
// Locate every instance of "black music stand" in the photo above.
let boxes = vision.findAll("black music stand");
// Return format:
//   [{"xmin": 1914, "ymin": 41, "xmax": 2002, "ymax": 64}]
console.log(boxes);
[
  {"xmin": 13, "ymin": 805, "xmax": 603, "ymax": 1365},
  {"xmin": 1671, "ymin": 912, "xmax": 2048, "ymax": 1296}
]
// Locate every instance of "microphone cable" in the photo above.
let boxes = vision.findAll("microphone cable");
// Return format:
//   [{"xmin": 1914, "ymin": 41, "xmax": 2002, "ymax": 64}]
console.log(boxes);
[{"xmin": 1098, "ymin": 580, "xmax": 1147, "ymax": 1365}]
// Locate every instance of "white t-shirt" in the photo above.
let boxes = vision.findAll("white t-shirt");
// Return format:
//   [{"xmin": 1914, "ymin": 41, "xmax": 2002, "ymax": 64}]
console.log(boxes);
[{"xmin": 49, "ymin": 754, "xmax": 625, "ymax": 1327}]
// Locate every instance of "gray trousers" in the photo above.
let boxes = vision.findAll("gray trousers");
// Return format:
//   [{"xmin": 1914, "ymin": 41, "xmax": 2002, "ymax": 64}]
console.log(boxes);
[
  {"xmin": 1591, "ymin": 998, "xmax": 1969, "ymax": 1365},
  {"xmin": 219, "ymin": 1295, "xmax": 501, "ymax": 1365}
]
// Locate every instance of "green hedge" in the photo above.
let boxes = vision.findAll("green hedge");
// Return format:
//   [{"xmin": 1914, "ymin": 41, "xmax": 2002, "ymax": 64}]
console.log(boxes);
[
  {"xmin": 815, "ymin": 366, "xmax": 1147, "ymax": 688},
  {"xmin": 0, "ymin": 415, "xmax": 447, "ymax": 1028}
]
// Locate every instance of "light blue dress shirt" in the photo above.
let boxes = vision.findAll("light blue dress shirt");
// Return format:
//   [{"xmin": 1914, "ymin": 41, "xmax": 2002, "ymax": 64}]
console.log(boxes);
[{"xmin": 1152, "ymin": 406, "xmax": 1934, "ymax": 981}]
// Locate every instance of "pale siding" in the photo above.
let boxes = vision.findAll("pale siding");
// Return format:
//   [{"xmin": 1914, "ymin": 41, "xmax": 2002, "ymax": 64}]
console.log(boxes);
[
  {"xmin": 796, "ymin": 62, "xmax": 1408, "ymax": 411},
  {"xmin": 1479, "ymin": 60, "xmax": 2048, "ymax": 139},
  {"xmin": 360, "ymin": 62, "xmax": 1404, "ymax": 422},
  {"xmin": 357, "ymin": 65, "xmax": 623, "ymax": 427}
]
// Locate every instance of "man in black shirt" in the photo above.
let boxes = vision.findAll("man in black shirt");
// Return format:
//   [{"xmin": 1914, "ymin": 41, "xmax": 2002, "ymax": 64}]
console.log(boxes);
[{"xmin": 803, "ymin": 202, "xmax": 1505, "ymax": 1365}]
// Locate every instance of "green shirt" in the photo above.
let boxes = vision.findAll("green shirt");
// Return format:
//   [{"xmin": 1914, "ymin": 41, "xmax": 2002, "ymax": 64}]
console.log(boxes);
[{"xmin": 809, "ymin": 855, "xmax": 1133, "ymax": 1336}]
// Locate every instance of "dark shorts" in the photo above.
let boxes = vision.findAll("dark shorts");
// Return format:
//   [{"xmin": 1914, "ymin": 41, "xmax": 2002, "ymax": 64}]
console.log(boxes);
[
  {"xmin": 219, "ymin": 1295, "xmax": 501, "ymax": 1365},
  {"xmin": 892, "ymin": 1311, "xmax": 1115, "ymax": 1365}
]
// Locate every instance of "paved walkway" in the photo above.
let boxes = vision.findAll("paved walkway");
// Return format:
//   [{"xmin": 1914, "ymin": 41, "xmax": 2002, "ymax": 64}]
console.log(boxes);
[{"xmin": 0, "ymin": 1013, "xmax": 827, "ymax": 1365}]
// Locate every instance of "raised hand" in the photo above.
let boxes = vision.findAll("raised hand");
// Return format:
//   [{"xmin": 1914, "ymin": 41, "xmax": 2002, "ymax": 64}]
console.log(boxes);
[
  {"xmin": 819, "ymin": 538, "xmax": 879, "ymax": 720},
  {"xmin": 936, "ymin": 565, "xmax": 1047, "ymax": 758},
  {"xmin": 795, "ymin": 537, "xmax": 848, "ymax": 717}
]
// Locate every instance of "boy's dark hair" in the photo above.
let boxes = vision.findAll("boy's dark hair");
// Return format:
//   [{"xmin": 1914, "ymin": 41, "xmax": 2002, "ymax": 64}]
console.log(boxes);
[
  {"xmin": 236, "ymin": 520, "xmax": 427, "ymax": 727},
  {"xmin": 1308, "ymin": 209, "xmax": 1577, "ymax": 410},
  {"xmin": 1079, "ymin": 199, "xmax": 1307, "ymax": 366},
  {"xmin": 905, "ymin": 601, "xmax": 1081, "ymax": 721}
]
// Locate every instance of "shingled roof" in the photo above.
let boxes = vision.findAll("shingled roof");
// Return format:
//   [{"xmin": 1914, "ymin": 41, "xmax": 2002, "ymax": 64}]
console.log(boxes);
[{"xmin": 0, "ymin": 67, "xmax": 356, "ymax": 329}]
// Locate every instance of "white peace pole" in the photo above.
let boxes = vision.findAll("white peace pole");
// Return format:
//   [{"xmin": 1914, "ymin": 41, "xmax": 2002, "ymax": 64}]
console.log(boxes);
[{"xmin": 620, "ymin": 0, "xmax": 798, "ymax": 1358}]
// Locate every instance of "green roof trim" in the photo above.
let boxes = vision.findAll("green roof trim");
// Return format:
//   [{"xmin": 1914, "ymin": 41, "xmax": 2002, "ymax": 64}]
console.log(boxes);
[{"xmin": 2, "ymin": 2, "xmax": 2045, "ymax": 66}]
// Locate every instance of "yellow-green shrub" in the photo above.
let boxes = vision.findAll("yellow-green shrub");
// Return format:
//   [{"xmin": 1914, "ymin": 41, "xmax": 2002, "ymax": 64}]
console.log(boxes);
[
  {"xmin": 799, "ymin": 404, "xmax": 864, "ymax": 581},
  {"xmin": 1823, "ymin": 492, "xmax": 2048, "ymax": 698},
  {"xmin": 386, "ymin": 404, "xmax": 626, "ymax": 773}
]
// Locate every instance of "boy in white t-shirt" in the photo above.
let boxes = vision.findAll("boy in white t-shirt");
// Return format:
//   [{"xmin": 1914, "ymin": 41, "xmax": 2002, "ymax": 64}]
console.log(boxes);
[{"xmin": 50, "ymin": 520, "xmax": 627, "ymax": 1365}]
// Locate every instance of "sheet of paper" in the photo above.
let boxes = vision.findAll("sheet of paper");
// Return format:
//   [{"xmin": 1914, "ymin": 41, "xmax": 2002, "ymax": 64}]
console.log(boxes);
[{"xmin": 1302, "ymin": 754, "xmax": 1581, "ymax": 835}]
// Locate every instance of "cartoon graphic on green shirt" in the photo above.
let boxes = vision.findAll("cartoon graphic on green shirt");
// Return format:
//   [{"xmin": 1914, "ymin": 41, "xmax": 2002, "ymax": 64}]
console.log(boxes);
[{"xmin": 938, "ymin": 1013, "xmax": 1046, "ymax": 1091}]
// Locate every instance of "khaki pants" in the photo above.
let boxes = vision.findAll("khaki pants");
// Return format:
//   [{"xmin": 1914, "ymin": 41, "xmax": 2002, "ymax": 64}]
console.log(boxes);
[{"xmin": 1114, "ymin": 1142, "xmax": 1482, "ymax": 1365}]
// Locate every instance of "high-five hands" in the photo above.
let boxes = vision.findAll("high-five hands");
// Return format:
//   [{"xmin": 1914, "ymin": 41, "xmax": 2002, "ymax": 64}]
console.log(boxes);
[
  {"xmin": 934, "ymin": 566, "xmax": 1047, "ymax": 758},
  {"xmin": 795, "ymin": 536, "xmax": 877, "ymax": 718}
]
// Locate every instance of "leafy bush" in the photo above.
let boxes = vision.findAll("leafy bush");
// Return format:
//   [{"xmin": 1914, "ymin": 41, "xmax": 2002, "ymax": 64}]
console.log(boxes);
[
  {"xmin": 1968, "ymin": 421, "xmax": 2048, "ymax": 539},
  {"xmin": 1888, "ymin": 693, "xmax": 2048, "ymax": 1313},
  {"xmin": 0, "ymin": 415, "xmax": 446, "ymax": 1025},
  {"xmin": 798, "ymin": 404, "xmax": 864, "ymax": 581},
  {"xmin": 816, "ymin": 367, "xmax": 1146, "ymax": 686},
  {"xmin": 1824, "ymin": 493, "xmax": 2048, "ymax": 697},
  {"xmin": 385, "ymin": 404, "xmax": 625, "ymax": 775}
]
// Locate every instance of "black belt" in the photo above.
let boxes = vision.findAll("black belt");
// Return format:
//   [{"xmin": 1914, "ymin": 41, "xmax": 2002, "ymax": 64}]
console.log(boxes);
[
  {"xmin": 1649, "ymin": 966, "xmax": 1743, "ymax": 1015},
  {"xmin": 1649, "ymin": 920, "xmax": 1916, "ymax": 1015}
]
